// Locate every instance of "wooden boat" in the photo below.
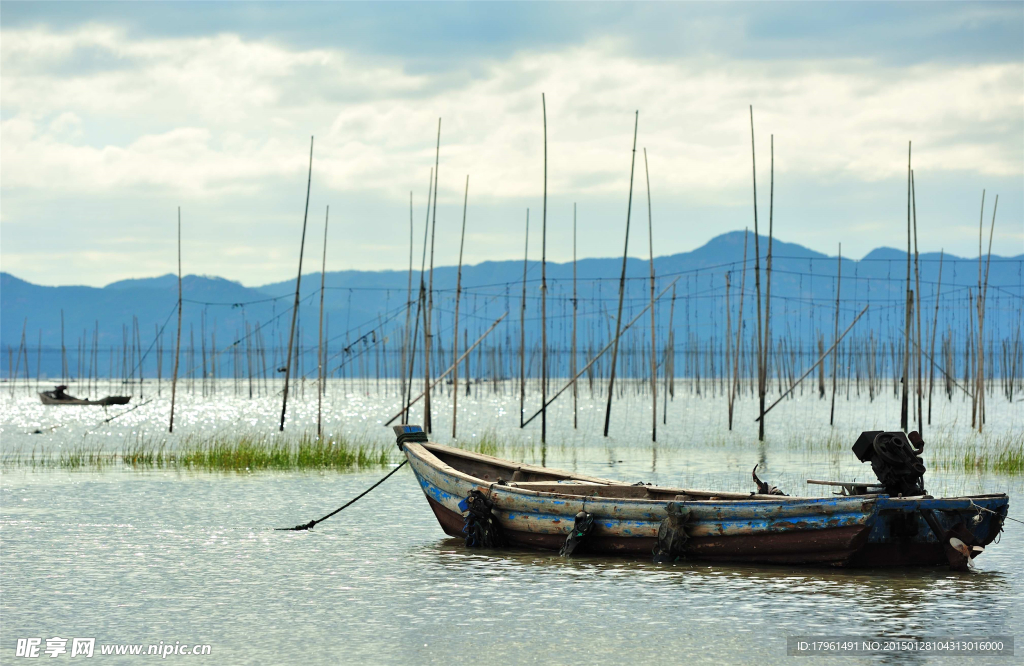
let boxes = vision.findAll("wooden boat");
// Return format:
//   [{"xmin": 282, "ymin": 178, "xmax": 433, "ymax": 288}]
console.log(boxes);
[
  {"xmin": 393, "ymin": 426, "xmax": 1008, "ymax": 569},
  {"xmin": 39, "ymin": 389, "xmax": 130, "ymax": 406},
  {"xmin": 394, "ymin": 426, "xmax": 879, "ymax": 566}
]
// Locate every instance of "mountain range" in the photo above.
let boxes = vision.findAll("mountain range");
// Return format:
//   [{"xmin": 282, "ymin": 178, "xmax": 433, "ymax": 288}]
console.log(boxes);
[{"xmin": 2, "ymin": 231, "xmax": 1021, "ymax": 378}]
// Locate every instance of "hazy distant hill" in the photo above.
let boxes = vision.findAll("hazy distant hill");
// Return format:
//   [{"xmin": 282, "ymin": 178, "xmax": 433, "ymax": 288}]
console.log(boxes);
[{"xmin": 2, "ymin": 231, "xmax": 1021, "ymax": 378}]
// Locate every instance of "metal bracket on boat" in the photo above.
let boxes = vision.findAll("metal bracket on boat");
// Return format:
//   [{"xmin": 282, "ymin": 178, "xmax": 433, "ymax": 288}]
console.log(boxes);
[
  {"xmin": 560, "ymin": 511, "xmax": 595, "ymax": 558},
  {"xmin": 752, "ymin": 465, "xmax": 786, "ymax": 496},
  {"xmin": 653, "ymin": 502, "xmax": 692, "ymax": 564},
  {"xmin": 392, "ymin": 424, "xmax": 428, "ymax": 451},
  {"xmin": 919, "ymin": 509, "xmax": 982, "ymax": 572}
]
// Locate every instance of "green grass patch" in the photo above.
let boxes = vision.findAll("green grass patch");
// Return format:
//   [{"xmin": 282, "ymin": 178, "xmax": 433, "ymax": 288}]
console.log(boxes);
[{"xmin": 3, "ymin": 431, "xmax": 393, "ymax": 472}]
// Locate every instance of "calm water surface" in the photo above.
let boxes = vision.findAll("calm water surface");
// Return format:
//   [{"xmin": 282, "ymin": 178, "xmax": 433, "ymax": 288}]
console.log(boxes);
[{"xmin": 2, "ymin": 382, "xmax": 1022, "ymax": 664}]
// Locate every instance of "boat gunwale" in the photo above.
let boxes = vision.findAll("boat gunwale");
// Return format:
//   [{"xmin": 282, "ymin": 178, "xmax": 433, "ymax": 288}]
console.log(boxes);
[{"xmin": 410, "ymin": 441, "xmax": 878, "ymax": 507}]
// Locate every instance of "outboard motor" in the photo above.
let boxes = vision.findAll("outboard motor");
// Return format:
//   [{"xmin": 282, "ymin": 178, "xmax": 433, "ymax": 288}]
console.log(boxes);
[{"xmin": 852, "ymin": 430, "xmax": 927, "ymax": 497}]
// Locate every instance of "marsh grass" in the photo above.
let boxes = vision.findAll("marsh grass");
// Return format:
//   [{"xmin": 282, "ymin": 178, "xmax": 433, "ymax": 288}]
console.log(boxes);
[
  {"xmin": 2, "ymin": 431, "xmax": 393, "ymax": 472},
  {"xmin": 926, "ymin": 428, "xmax": 1024, "ymax": 475}
]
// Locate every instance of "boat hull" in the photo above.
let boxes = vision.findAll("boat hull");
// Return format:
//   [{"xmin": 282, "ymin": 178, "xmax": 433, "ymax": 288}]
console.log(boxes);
[
  {"xmin": 404, "ymin": 442, "xmax": 877, "ymax": 565},
  {"xmin": 39, "ymin": 392, "xmax": 131, "ymax": 406}
]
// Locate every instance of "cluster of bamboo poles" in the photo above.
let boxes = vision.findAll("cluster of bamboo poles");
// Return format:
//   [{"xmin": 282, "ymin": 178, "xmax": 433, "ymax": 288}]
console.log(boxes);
[{"xmin": 6, "ymin": 105, "xmax": 1020, "ymax": 443}]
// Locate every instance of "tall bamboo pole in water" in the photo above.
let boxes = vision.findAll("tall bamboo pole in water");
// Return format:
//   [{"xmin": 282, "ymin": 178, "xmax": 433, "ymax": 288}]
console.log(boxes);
[
  {"xmin": 403, "ymin": 169, "xmax": 433, "ymax": 422},
  {"xmin": 927, "ymin": 250, "xmax": 944, "ymax": 424},
  {"xmin": 665, "ymin": 282, "xmax": 677, "ymax": 423},
  {"xmin": 912, "ymin": 172, "xmax": 923, "ymax": 432},
  {"xmin": 60, "ymin": 310, "xmax": 67, "ymax": 384},
  {"xmin": 760, "ymin": 135, "xmax": 775, "ymax": 438},
  {"xmin": 519, "ymin": 210, "xmax": 529, "ymax": 427},
  {"xmin": 401, "ymin": 192, "xmax": 413, "ymax": 421},
  {"xmin": 424, "ymin": 119, "xmax": 441, "ymax": 434},
  {"xmin": 643, "ymin": 148, "xmax": 657, "ymax": 441},
  {"xmin": 317, "ymin": 206, "xmax": 329, "ymax": 437},
  {"xmin": 827, "ymin": 244, "xmax": 843, "ymax": 426},
  {"xmin": 830, "ymin": 244, "xmax": 842, "ymax": 426},
  {"xmin": 971, "ymin": 191, "xmax": 985, "ymax": 428},
  {"xmin": 728, "ymin": 231, "xmax": 749, "ymax": 429},
  {"xmin": 135, "ymin": 317, "xmax": 143, "ymax": 399},
  {"xmin": 452, "ymin": 175, "xmax": 469, "ymax": 439},
  {"xmin": 900, "ymin": 142, "xmax": 912, "ymax": 432},
  {"xmin": 11, "ymin": 320, "xmax": 26, "ymax": 398},
  {"xmin": 572, "ymin": 203, "xmax": 578, "ymax": 429},
  {"xmin": 279, "ymin": 136, "xmax": 314, "ymax": 431},
  {"xmin": 169, "ymin": 207, "xmax": 183, "ymax": 432},
  {"xmin": 978, "ymin": 195, "xmax": 998, "ymax": 432},
  {"xmin": 540, "ymin": 93, "xmax": 548, "ymax": 445},
  {"xmin": 749, "ymin": 107, "xmax": 765, "ymax": 441},
  {"xmin": 602, "ymin": 110, "xmax": 639, "ymax": 437}
]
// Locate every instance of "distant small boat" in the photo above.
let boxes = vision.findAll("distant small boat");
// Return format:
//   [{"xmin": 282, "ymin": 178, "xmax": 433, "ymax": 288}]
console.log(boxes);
[
  {"xmin": 392, "ymin": 426, "xmax": 1008, "ymax": 569},
  {"xmin": 39, "ymin": 385, "xmax": 130, "ymax": 406}
]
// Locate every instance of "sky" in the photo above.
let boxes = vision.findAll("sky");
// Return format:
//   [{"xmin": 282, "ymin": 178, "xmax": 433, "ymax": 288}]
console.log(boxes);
[{"xmin": 1, "ymin": 1, "xmax": 1022, "ymax": 288}]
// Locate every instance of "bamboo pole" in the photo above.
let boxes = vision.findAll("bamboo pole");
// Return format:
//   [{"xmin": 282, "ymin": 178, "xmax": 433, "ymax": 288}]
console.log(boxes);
[
  {"xmin": 134, "ymin": 316, "xmax": 143, "ymax": 400},
  {"xmin": 759, "ymin": 134, "xmax": 775, "ymax": 438},
  {"xmin": 317, "ymin": 206, "xmax": 329, "ymax": 437},
  {"xmin": 911, "ymin": 171, "xmax": 923, "ymax": 432},
  {"xmin": 199, "ymin": 312, "xmax": 207, "ymax": 397},
  {"xmin": 519, "ymin": 210, "xmax": 529, "ymax": 427},
  {"xmin": 643, "ymin": 148, "xmax": 657, "ymax": 441},
  {"xmin": 602, "ymin": 110, "xmax": 639, "ymax": 437},
  {"xmin": 452, "ymin": 175, "xmax": 469, "ymax": 439},
  {"xmin": 169, "ymin": 208, "xmax": 183, "ymax": 433},
  {"xmin": 749, "ymin": 107, "xmax": 766, "ymax": 441},
  {"xmin": 540, "ymin": 93, "xmax": 549, "ymax": 444},
  {"xmin": 572, "ymin": 203, "xmax": 578, "ymax": 429},
  {"xmin": 424, "ymin": 119, "xmax": 441, "ymax": 434},
  {"xmin": 403, "ymin": 168, "xmax": 433, "ymax": 421},
  {"xmin": 830, "ymin": 244, "xmax": 842, "ymax": 425},
  {"xmin": 725, "ymin": 271, "xmax": 732, "ymax": 420},
  {"xmin": 900, "ymin": 142, "xmax": 912, "ymax": 431},
  {"xmin": 729, "ymin": 230, "xmax": 748, "ymax": 430},
  {"xmin": 978, "ymin": 195, "xmax": 998, "ymax": 431},
  {"xmin": 11, "ymin": 320, "xmax": 26, "ymax": 398},
  {"xmin": 665, "ymin": 283, "xmax": 677, "ymax": 421},
  {"xmin": 60, "ymin": 310, "xmax": 67, "ymax": 385},
  {"xmin": 401, "ymin": 191, "xmax": 414, "ymax": 420},
  {"xmin": 279, "ymin": 136, "xmax": 314, "ymax": 431}
]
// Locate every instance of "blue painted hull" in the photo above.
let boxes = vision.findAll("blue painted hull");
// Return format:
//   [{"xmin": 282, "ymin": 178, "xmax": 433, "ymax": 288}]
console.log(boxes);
[
  {"xmin": 852, "ymin": 495, "xmax": 1008, "ymax": 567},
  {"xmin": 405, "ymin": 442, "xmax": 878, "ymax": 565}
]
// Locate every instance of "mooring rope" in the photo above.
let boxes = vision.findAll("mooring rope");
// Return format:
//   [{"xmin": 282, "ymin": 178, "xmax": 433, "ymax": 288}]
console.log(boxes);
[
  {"xmin": 968, "ymin": 498, "xmax": 1023, "ymax": 526},
  {"xmin": 277, "ymin": 460, "xmax": 408, "ymax": 531}
]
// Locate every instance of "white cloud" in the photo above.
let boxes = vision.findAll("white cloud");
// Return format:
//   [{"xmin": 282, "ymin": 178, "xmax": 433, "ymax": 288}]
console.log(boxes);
[
  {"xmin": 2, "ymin": 25, "xmax": 1020, "ymax": 201},
  {"xmin": 1, "ymin": 23, "xmax": 1021, "ymax": 286}
]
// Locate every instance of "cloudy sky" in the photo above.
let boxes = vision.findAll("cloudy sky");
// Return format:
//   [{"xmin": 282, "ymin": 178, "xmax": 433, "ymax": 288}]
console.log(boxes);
[{"xmin": 2, "ymin": 1, "xmax": 1021, "ymax": 287}]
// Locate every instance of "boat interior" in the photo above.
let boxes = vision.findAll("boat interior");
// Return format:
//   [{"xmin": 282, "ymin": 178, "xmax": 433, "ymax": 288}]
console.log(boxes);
[{"xmin": 420, "ymin": 441, "xmax": 811, "ymax": 502}]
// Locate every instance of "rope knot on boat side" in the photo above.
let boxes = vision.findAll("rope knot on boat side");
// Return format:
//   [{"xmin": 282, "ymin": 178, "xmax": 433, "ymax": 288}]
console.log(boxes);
[
  {"xmin": 559, "ymin": 511, "xmax": 595, "ymax": 558},
  {"xmin": 460, "ymin": 488, "xmax": 506, "ymax": 548},
  {"xmin": 653, "ymin": 502, "xmax": 694, "ymax": 563}
]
